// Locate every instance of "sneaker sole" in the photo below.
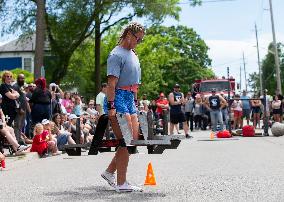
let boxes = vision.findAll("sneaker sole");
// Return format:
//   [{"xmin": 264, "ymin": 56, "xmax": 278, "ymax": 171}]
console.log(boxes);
[
  {"xmin": 116, "ymin": 188, "xmax": 143, "ymax": 193},
  {"xmin": 101, "ymin": 174, "xmax": 116, "ymax": 188}
]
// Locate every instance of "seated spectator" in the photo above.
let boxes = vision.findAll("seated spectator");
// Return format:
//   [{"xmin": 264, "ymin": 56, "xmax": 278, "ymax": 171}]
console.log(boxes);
[
  {"xmin": 51, "ymin": 113, "xmax": 75, "ymax": 148},
  {"xmin": 72, "ymin": 97, "xmax": 82, "ymax": 116},
  {"xmin": 30, "ymin": 123, "xmax": 60, "ymax": 157},
  {"xmin": 86, "ymin": 100, "xmax": 99, "ymax": 116},
  {"xmin": 68, "ymin": 114, "xmax": 84, "ymax": 144},
  {"xmin": 0, "ymin": 102, "xmax": 29, "ymax": 154},
  {"xmin": 61, "ymin": 92, "xmax": 74, "ymax": 113},
  {"xmin": 0, "ymin": 151, "xmax": 4, "ymax": 162}
]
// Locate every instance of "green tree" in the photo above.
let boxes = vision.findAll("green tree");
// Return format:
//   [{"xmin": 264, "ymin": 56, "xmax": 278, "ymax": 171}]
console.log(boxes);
[
  {"xmin": 1, "ymin": 0, "xmax": 204, "ymax": 94},
  {"xmin": 249, "ymin": 42, "xmax": 284, "ymax": 95},
  {"xmin": 65, "ymin": 25, "xmax": 214, "ymax": 99}
]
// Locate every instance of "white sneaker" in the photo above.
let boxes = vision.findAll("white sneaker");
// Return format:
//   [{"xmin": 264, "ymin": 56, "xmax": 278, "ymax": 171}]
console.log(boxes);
[
  {"xmin": 101, "ymin": 171, "xmax": 116, "ymax": 188},
  {"xmin": 115, "ymin": 182, "xmax": 143, "ymax": 193},
  {"xmin": 16, "ymin": 145, "xmax": 30, "ymax": 152}
]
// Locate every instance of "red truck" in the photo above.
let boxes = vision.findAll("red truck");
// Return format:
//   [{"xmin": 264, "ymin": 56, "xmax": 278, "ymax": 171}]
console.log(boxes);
[{"xmin": 193, "ymin": 78, "xmax": 236, "ymax": 97}]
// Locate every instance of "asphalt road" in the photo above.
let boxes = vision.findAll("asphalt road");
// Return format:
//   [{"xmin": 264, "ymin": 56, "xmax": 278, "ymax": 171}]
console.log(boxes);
[{"xmin": 1, "ymin": 129, "xmax": 284, "ymax": 202}]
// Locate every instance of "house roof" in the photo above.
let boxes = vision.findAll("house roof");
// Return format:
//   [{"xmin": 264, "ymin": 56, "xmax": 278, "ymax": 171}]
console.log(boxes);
[{"xmin": 0, "ymin": 34, "xmax": 50, "ymax": 53}]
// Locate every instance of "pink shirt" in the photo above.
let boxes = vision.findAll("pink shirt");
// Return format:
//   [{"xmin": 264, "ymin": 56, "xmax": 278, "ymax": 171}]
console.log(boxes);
[{"xmin": 61, "ymin": 99, "xmax": 73, "ymax": 113}]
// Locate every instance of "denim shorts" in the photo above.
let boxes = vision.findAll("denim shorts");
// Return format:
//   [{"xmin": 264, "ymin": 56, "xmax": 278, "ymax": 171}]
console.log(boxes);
[
  {"xmin": 104, "ymin": 89, "xmax": 137, "ymax": 115},
  {"xmin": 57, "ymin": 134, "xmax": 68, "ymax": 146}
]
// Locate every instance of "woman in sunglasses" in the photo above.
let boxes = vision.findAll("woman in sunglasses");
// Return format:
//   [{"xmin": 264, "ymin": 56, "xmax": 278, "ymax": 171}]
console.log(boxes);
[
  {"xmin": 101, "ymin": 22, "xmax": 145, "ymax": 193},
  {"xmin": 0, "ymin": 71, "xmax": 20, "ymax": 126}
]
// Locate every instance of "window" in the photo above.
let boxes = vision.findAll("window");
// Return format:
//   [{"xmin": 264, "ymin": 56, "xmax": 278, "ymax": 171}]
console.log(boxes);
[{"xmin": 23, "ymin": 58, "xmax": 32, "ymax": 72}]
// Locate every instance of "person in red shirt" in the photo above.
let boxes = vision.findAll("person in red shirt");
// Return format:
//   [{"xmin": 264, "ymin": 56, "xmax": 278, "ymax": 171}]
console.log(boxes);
[{"xmin": 156, "ymin": 93, "xmax": 169, "ymax": 119}]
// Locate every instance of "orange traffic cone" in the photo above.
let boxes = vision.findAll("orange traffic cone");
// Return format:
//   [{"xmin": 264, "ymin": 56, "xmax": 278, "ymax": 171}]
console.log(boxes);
[
  {"xmin": 210, "ymin": 131, "xmax": 215, "ymax": 140},
  {"xmin": 144, "ymin": 162, "xmax": 156, "ymax": 186}
]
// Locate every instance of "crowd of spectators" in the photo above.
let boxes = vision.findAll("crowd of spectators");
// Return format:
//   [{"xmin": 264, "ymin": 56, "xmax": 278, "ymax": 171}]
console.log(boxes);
[
  {"xmin": 1, "ymin": 71, "xmax": 283, "ymax": 159},
  {"xmin": 0, "ymin": 71, "xmax": 106, "ymax": 158}
]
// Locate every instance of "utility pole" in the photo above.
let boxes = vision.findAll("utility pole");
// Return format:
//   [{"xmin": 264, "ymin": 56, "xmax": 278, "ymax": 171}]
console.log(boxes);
[
  {"xmin": 255, "ymin": 23, "xmax": 263, "ymax": 94},
  {"xmin": 269, "ymin": 0, "xmax": 282, "ymax": 94},
  {"xmin": 242, "ymin": 52, "xmax": 247, "ymax": 92},
  {"xmin": 239, "ymin": 65, "xmax": 242, "ymax": 91}
]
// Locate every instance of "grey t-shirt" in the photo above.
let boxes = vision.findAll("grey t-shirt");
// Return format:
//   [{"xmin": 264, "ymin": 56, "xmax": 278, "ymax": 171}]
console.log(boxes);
[{"xmin": 107, "ymin": 46, "xmax": 141, "ymax": 87}]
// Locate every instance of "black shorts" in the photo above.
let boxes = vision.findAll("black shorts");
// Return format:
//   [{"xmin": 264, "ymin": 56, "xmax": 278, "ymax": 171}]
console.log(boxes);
[
  {"xmin": 273, "ymin": 108, "xmax": 282, "ymax": 115},
  {"xmin": 170, "ymin": 112, "xmax": 186, "ymax": 124}
]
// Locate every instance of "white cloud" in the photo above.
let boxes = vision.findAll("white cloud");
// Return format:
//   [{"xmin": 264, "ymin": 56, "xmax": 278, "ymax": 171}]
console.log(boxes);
[{"xmin": 206, "ymin": 32, "xmax": 284, "ymax": 89}]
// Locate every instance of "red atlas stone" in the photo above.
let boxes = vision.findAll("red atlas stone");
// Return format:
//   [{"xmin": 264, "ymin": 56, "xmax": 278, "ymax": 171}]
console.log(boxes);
[
  {"xmin": 242, "ymin": 125, "xmax": 255, "ymax": 137},
  {"xmin": 217, "ymin": 130, "xmax": 232, "ymax": 138}
]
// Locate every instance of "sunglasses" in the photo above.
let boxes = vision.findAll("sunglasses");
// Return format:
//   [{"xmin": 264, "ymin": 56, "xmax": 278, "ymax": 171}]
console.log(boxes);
[
  {"xmin": 130, "ymin": 31, "xmax": 143, "ymax": 44},
  {"xmin": 6, "ymin": 75, "xmax": 12, "ymax": 78}
]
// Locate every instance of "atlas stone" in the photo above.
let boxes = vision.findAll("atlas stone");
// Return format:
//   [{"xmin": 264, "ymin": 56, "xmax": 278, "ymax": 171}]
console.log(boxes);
[{"xmin": 271, "ymin": 122, "xmax": 284, "ymax": 137}]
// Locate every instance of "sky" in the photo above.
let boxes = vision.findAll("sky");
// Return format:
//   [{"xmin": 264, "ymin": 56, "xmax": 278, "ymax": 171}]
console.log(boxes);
[
  {"xmin": 0, "ymin": 0, "xmax": 283, "ymax": 90},
  {"xmin": 162, "ymin": 0, "xmax": 284, "ymax": 89}
]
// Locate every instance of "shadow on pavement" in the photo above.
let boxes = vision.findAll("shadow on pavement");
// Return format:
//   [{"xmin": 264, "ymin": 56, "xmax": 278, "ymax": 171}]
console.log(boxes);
[{"xmin": 44, "ymin": 185, "xmax": 167, "ymax": 201}]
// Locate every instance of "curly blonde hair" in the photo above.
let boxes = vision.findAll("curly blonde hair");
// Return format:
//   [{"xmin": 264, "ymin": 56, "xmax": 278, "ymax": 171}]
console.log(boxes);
[{"xmin": 118, "ymin": 22, "xmax": 145, "ymax": 44}]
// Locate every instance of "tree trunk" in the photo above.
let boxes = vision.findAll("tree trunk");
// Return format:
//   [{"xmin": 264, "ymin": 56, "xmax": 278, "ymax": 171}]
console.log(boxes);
[
  {"xmin": 34, "ymin": 0, "xmax": 46, "ymax": 79},
  {"xmin": 94, "ymin": 17, "xmax": 101, "ymax": 95}
]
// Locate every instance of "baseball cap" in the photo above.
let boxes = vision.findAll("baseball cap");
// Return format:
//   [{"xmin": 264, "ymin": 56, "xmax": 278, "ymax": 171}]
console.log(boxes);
[
  {"xmin": 174, "ymin": 83, "xmax": 180, "ymax": 88},
  {"xmin": 50, "ymin": 83, "xmax": 57, "ymax": 87},
  {"xmin": 69, "ymin": 114, "xmax": 79, "ymax": 120},
  {"xmin": 42, "ymin": 119, "xmax": 50, "ymax": 125}
]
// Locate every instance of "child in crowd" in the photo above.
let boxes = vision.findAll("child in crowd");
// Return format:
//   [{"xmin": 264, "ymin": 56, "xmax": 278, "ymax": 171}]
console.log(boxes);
[{"xmin": 30, "ymin": 123, "xmax": 60, "ymax": 157}]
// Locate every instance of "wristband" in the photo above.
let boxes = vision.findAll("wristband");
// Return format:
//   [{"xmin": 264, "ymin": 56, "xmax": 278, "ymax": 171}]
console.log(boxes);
[{"xmin": 107, "ymin": 101, "xmax": 115, "ymax": 110}]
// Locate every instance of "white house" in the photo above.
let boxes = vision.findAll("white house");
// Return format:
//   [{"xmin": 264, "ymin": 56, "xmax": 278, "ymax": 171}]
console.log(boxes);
[{"xmin": 0, "ymin": 34, "xmax": 50, "ymax": 73}]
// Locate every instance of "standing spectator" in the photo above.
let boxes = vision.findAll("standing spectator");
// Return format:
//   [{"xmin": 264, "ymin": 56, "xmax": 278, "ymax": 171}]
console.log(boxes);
[
  {"xmin": 96, "ymin": 83, "xmax": 107, "ymax": 115},
  {"xmin": 49, "ymin": 83, "xmax": 64, "ymax": 115},
  {"xmin": 13, "ymin": 74, "xmax": 29, "ymax": 143},
  {"xmin": 0, "ymin": 71, "xmax": 20, "ymax": 126},
  {"xmin": 205, "ymin": 88, "xmax": 226, "ymax": 132},
  {"xmin": 155, "ymin": 92, "xmax": 169, "ymax": 119},
  {"xmin": 29, "ymin": 78, "xmax": 52, "ymax": 126},
  {"xmin": 139, "ymin": 94, "xmax": 150, "ymax": 111},
  {"xmin": 275, "ymin": 89, "xmax": 283, "ymax": 121},
  {"xmin": 240, "ymin": 90, "xmax": 251, "ymax": 127},
  {"xmin": 219, "ymin": 92, "xmax": 229, "ymax": 130},
  {"xmin": 272, "ymin": 95, "xmax": 282, "ymax": 123},
  {"xmin": 251, "ymin": 95, "xmax": 261, "ymax": 128},
  {"xmin": 184, "ymin": 91, "xmax": 195, "ymax": 132},
  {"xmin": 193, "ymin": 94, "xmax": 204, "ymax": 130},
  {"xmin": 169, "ymin": 84, "xmax": 191, "ymax": 138},
  {"xmin": 61, "ymin": 92, "xmax": 74, "ymax": 113},
  {"xmin": 232, "ymin": 94, "xmax": 243, "ymax": 129}
]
